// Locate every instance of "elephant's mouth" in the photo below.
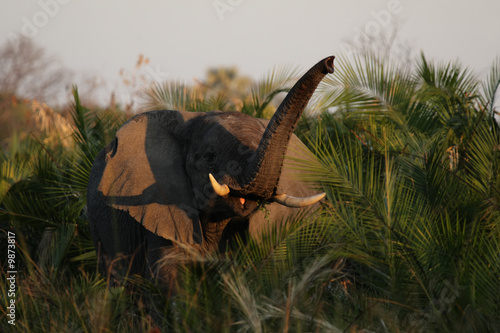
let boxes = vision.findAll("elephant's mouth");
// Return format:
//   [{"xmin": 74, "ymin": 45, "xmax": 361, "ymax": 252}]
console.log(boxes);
[
  {"xmin": 206, "ymin": 193, "xmax": 261, "ymax": 221},
  {"xmin": 209, "ymin": 173, "xmax": 325, "ymax": 208}
]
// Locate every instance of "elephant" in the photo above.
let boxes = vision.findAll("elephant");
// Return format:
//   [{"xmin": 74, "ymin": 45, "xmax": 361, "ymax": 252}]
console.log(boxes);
[{"xmin": 87, "ymin": 56, "xmax": 335, "ymax": 290}]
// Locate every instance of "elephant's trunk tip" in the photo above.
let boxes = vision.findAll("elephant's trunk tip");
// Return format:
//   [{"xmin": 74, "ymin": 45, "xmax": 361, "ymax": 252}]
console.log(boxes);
[{"xmin": 323, "ymin": 56, "xmax": 335, "ymax": 74}]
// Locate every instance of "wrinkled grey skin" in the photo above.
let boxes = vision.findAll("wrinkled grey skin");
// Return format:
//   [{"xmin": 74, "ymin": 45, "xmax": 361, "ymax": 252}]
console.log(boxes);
[{"xmin": 87, "ymin": 56, "xmax": 334, "ymax": 290}]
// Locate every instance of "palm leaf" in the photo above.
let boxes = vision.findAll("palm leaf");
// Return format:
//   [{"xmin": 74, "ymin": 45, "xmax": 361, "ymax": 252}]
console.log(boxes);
[{"xmin": 480, "ymin": 56, "xmax": 500, "ymax": 115}]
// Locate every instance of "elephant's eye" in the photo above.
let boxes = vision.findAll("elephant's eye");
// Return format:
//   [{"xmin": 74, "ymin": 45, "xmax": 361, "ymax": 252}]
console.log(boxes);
[{"xmin": 204, "ymin": 152, "xmax": 216, "ymax": 165}]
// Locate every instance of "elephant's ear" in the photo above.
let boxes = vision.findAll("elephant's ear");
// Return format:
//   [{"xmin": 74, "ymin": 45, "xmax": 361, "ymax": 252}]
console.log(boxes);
[{"xmin": 97, "ymin": 110, "xmax": 204, "ymax": 244}]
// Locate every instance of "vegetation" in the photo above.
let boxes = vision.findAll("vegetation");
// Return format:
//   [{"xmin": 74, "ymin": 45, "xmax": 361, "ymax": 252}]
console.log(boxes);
[{"xmin": 1, "ymin": 50, "xmax": 500, "ymax": 332}]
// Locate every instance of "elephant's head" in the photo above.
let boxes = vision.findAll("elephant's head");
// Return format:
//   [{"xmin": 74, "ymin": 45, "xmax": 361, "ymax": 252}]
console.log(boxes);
[{"xmin": 93, "ymin": 56, "xmax": 334, "ymax": 245}]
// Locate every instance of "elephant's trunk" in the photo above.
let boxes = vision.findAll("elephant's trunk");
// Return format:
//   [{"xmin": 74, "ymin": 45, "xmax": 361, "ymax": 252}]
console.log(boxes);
[{"xmin": 240, "ymin": 56, "xmax": 334, "ymax": 197}]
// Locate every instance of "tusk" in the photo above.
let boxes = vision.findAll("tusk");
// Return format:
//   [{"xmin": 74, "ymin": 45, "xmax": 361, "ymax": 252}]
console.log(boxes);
[
  {"xmin": 273, "ymin": 192, "xmax": 326, "ymax": 208},
  {"xmin": 209, "ymin": 173, "xmax": 230, "ymax": 196}
]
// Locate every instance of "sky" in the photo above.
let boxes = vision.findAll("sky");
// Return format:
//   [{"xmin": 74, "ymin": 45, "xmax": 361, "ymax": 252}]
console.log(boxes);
[{"xmin": 1, "ymin": 0, "xmax": 500, "ymax": 105}]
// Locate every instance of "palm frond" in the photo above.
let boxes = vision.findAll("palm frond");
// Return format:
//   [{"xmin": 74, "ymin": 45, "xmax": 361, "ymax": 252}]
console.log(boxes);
[
  {"xmin": 141, "ymin": 81, "xmax": 207, "ymax": 112},
  {"xmin": 243, "ymin": 64, "xmax": 300, "ymax": 118},
  {"xmin": 480, "ymin": 56, "xmax": 500, "ymax": 115}
]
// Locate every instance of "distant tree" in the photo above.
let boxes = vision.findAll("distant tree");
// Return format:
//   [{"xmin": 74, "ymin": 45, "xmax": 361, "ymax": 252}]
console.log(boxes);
[
  {"xmin": 203, "ymin": 67, "xmax": 252, "ymax": 96},
  {"xmin": 0, "ymin": 37, "xmax": 71, "ymax": 102},
  {"xmin": 0, "ymin": 38, "xmax": 73, "ymax": 146}
]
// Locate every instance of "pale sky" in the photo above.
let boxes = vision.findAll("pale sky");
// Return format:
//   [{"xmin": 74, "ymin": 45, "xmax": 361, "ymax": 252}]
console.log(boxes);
[{"xmin": 1, "ymin": 0, "xmax": 500, "ymax": 105}]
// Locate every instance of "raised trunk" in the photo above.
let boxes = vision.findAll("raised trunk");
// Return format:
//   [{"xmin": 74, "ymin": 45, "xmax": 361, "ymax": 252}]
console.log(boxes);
[{"xmin": 240, "ymin": 56, "xmax": 334, "ymax": 197}]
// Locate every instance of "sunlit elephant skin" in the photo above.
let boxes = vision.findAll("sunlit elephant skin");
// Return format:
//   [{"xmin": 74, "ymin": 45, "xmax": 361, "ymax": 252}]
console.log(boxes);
[{"xmin": 87, "ymin": 56, "xmax": 335, "ymax": 289}]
